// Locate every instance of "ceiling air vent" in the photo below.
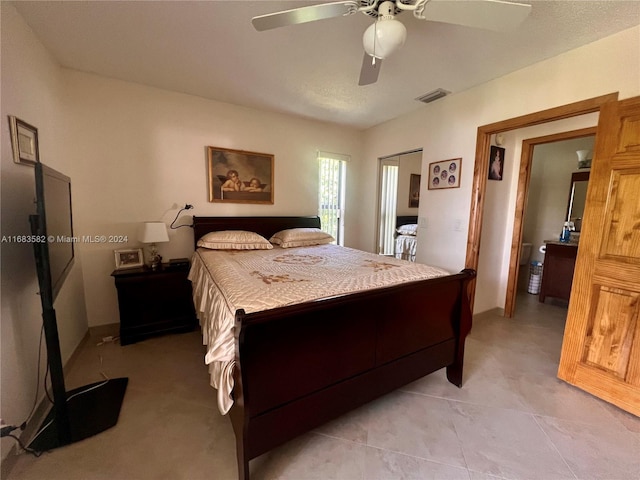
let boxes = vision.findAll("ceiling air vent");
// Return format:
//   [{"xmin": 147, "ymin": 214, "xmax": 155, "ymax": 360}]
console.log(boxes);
[{"xmin": 416, "ymin": 88, "xmax": 450, "ymax": 104}]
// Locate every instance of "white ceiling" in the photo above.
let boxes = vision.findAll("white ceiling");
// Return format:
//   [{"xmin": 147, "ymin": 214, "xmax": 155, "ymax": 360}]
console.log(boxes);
[{"xmin": 12, "ymin": 1, "xmax": 640, "ymax": 130}]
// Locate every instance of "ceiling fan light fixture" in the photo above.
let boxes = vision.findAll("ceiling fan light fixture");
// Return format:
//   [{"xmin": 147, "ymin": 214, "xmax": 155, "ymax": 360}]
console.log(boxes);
[{"xmin": 362, "ymin": 18, "xmax": 407, "ymax": 59}]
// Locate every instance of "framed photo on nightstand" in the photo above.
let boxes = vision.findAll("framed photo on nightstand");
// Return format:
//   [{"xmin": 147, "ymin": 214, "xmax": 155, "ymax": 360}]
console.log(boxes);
[{"xmin": 114, "ymin": 248, "xmax": 144, "ymax": 270}]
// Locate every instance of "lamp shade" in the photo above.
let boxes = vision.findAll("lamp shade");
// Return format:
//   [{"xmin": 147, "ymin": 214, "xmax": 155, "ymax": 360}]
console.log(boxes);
[
  {"xmin": 576, "ymin": 150, "xmax": 592, "ymax": 162},
  {"xmin": 138, "ymin": 222, "xmax": 169, "ymax": 244},
  {"xmin": 363, "ymin": 18, "xmax": 406, "ymax": 59},
  {"xmin": 576, "ymin": 149, "xmax": 592, "ymax": 169}
]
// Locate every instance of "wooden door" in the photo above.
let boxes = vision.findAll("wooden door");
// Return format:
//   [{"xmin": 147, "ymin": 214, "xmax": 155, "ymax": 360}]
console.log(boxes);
[{"xmin": 558, "ymin": 96, "xmax": 640, "ymax": 416}]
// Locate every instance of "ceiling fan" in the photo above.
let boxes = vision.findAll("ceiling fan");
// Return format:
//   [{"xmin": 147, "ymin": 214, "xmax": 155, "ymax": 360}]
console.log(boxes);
[{"xmin": 252, "ymin": 0, "xmax": 532, "ymax": 85}]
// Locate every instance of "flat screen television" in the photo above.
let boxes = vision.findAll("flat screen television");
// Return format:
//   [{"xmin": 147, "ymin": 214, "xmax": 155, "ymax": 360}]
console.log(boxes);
[
  {"xmin": 31, "ymin": 162, "xmax": 74, "ymax": 302},
  {"xmin": 28, "ymin": 162, "xmax": 128, "ymax": 452}
]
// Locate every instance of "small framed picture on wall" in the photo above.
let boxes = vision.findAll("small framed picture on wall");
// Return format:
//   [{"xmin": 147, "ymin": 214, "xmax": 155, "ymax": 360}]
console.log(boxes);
[
  {"xmin": 408, "ymin": 174, "xmax": 421, "ymax": 207},
  {"xmin": 8, "ymin": 116, "xmax": 39, "ymax": 165},
  {"xmin": 428, "ymin": 158, "xmax": 461, "ymax": 190},
  {"xmin": 488, "ymin": 146, "xmax": 505, "ymax": 181}
]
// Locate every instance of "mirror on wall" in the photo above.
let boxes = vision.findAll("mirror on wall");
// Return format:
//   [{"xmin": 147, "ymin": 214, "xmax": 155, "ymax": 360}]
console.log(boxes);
[
  {"xmin": 377, "ymin": 150, "xmax": 422, "ymax": 262},
  {"xmin": 566, "ymin": 170, "xmax": 589, "ymax": 232}
]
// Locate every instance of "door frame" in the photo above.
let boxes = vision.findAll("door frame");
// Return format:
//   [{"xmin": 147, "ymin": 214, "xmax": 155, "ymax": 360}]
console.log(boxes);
[
  {"xmin": 503, "ymin": 127, "xmax": 597, "ymax": 317},
  {"xmin": 464, "ymin": 93, "xmax": 619, "ymax": 313}
]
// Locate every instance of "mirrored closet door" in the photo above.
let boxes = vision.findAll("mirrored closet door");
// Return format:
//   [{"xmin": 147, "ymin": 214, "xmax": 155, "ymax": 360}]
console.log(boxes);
[{"xmin": 377, "ymin": 150, "xmax": 422, "ymax": 261}]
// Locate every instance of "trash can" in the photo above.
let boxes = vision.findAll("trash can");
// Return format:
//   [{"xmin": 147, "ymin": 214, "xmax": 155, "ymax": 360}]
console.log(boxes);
[{"xmin": 528, "ymin": 261, "xmax": 543, "ymax": 294}]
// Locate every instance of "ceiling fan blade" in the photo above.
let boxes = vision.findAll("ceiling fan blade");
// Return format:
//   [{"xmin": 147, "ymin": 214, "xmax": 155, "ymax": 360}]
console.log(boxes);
[
  {"xmin": 421, "ymin": 0, "xmax": 532, "ymax": 32},
  {"xmin": 358, "ymin": 53, "xmax": 382, "ymax": 86},
  {"xmin": 252, "ymin": 1, "xmax": 359, "ymax": 31}
]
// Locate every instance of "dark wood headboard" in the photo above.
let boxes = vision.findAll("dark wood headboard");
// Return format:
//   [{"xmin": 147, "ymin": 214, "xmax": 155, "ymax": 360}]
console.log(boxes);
[
  {"xmin": 192, "ymin": 216, "xmax": 321, "ymax": 248},
  {"xmin": 396, "ymin": 216, "xmax": 418, "ymax": 228}
]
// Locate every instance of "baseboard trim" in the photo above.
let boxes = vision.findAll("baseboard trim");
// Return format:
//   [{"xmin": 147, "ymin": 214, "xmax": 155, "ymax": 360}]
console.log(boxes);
[
  {"xmin": 88, "ymin": 323, "xmax": 119, "ymax": 340},
  {"xmin": 472, "ymin": 306, "xmax": 505, "ymax": 319}
]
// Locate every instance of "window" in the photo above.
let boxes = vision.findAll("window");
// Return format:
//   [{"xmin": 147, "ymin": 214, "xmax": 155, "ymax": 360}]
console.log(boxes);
[{"xmin": 318, "ymin": 152, "xmax": 347, "ymax": 245}]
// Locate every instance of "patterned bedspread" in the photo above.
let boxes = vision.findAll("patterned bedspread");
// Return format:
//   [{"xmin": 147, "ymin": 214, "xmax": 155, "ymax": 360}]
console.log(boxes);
[{"xmin": 189, "ymin": 244, "xmax": 449, "ymax": 414}]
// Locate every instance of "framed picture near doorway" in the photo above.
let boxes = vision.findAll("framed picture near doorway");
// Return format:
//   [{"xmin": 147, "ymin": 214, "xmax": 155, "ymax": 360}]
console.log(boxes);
[
  {"xmin": 428, "ymin": 158, "xmax": 461, "ymax": 190},
  {"xmin": 488, "ymin": 146, "xmax": 505, "ymax": 181}
]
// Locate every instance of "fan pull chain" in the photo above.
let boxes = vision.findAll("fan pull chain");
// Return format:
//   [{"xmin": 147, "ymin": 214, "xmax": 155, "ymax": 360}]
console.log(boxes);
[{"xmin": 373, "ymin": 19, "xmax": 378, "ymax": 62}]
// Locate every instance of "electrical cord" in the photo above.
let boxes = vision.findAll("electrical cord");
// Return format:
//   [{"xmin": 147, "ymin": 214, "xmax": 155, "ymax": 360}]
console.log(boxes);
[
  {"xmin": 40, "ymin": 318, "xmax": 54, "ymax": 407},
  {"xmin": 44, "ymin": 363, "xmax": 54, "ymax": 405},
  {"xmin": 3, "ymin": 323, "xmax": 50, "ymax": 448},
  {"xmin": 169, "ymin": 204, "xmax": 194, "ymax": 229},
  {"xmin": 11, "ymin": 315, "xmax": 116, "ymax": 456},
  {"xmin": 27, "ymin": 417, "xmax": 53, "ymax": 448},
  {"xmin": 8, "ymin": 310, "xmax": 115, "ymax": 457},
  {"xmin": 2, "ymin": 324, "xmax": 49, "ymax": 458},
  {"xmin": 21, "ymin": 324, "xmax": 46, "ymax": 429}
]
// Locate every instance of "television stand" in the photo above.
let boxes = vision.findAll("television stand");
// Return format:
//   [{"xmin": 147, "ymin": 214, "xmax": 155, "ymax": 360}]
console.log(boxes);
[
  {"xmin": 28, "ymin": 377, "xmax": 128, "ymax": 452},
  {"xmin": 27, "ymin": 181, "xmax": 129, "ymax": 453}
]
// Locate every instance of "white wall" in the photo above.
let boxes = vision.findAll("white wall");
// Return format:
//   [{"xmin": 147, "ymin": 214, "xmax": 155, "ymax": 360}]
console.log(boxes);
[
  {"xmin": 361, "ymin": 25, "xmax": 640, "ymax": 313},
  {"xmin": 63, "ymin": 71, "xmax": 363, "ymax": 328}
]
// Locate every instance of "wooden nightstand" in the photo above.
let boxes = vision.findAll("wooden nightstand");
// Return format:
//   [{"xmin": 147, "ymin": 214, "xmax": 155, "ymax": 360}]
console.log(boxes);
[{"xmin": 111, "ymin": 263, "xmax": 197, "ymax": 345}]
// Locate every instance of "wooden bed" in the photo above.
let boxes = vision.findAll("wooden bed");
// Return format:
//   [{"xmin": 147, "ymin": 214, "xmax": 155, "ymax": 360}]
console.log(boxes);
[{"xmin": 191, "ymin": 216, "xmax": 476, "ymax": 480}]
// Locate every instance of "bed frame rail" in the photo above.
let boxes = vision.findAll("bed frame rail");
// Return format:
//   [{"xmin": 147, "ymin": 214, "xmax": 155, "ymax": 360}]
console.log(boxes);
[{"xmin": 231, "ymin": 268, "xmax": 475, "ymax": 480}]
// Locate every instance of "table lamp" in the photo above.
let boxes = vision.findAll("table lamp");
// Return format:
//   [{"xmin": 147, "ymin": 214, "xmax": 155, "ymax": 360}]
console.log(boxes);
[{"xmin": 139, "ymin": 222, "xmax": 169, "ymax": 270}]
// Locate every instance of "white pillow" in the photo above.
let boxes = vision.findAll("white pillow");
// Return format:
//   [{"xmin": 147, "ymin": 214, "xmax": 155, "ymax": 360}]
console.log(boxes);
[
  {"xmin": 396, "ymin": 224, "xmax": 418, "ymax": 236},
  {"xmin": 197, "ymin": 230, "xmax": 273, "ymax": 250},
  {"xmin": 269, "ymin": 228, "xmax": 334, "ymax": 248}
]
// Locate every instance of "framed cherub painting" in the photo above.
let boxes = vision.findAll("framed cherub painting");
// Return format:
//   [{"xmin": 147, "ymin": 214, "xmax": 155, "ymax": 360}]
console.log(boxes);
[{"xmin": 207, "ymin": 146, "xmax": 274, "ymax": 204}]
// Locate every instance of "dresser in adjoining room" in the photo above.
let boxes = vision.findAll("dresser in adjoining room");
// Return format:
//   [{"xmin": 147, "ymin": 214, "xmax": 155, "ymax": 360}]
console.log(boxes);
[{"xmin": 539, "ymin": 241, "xmax": 578, "ymax": 303}]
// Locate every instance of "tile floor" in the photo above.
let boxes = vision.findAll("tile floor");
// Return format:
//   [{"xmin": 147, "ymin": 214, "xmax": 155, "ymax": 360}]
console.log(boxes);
[{"xmin": 6, "ymin": 293, "xmax": 640, "ymax": 480}]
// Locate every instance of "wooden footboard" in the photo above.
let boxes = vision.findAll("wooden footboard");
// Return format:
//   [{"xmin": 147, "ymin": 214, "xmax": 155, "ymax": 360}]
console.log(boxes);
[
  {"xmin": 190, "ymin": 216, "xmax": 475, "ymax": 480},
  {"xmin": 230, "ymin": 268, "xmax": 475, "ymax": 480}
]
